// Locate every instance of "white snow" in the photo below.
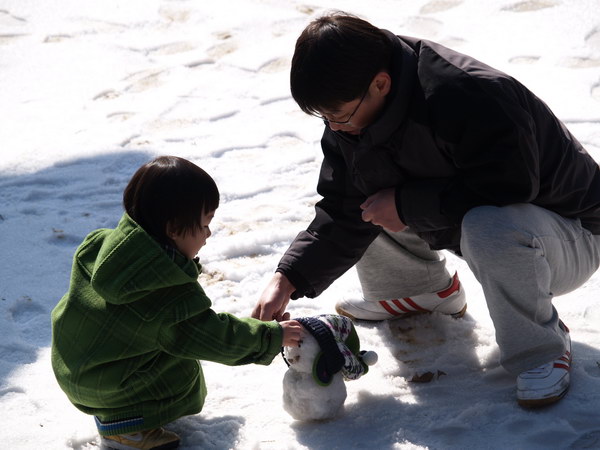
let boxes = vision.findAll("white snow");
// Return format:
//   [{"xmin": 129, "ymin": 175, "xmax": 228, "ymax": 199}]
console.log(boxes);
[{"xmin": 1, "ymin": 0, "xmax": 600, "ymax": 448}]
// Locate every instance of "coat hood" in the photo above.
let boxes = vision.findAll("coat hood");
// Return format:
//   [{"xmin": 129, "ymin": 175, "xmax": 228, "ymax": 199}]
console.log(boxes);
[{"xmin": 75, "ymin": 213, "xmax": 200, "ymax": 305}]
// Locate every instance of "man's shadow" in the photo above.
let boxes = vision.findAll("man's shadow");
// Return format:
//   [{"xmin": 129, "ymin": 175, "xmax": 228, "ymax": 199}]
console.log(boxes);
[{"xmin": 290, "ymin": 311, "xmax": 600, "ymax": 449}]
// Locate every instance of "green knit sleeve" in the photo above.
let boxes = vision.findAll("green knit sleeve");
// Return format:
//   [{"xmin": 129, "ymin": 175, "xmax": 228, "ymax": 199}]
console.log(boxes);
[{"xmin": 158, "ymin": 305, "xmax": 283, "ymax": 366}]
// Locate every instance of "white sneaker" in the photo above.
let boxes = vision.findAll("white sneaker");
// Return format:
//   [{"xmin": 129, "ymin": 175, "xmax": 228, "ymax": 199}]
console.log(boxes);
[
  {"xmin": 517, "ymin": 322, "xmax": 571, "ymax": 408},
  {"xmin": 335, "ymin": 272, "xmax": 467, "ymax": 321}
]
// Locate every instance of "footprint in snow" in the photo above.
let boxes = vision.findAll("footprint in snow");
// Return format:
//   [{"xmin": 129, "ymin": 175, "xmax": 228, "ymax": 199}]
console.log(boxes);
[
  {"xmin": 47, "ymin": 228, "xmax": 83, "ymax": 247},
  {"xmin": 44, "ymin": 34, "xmax": 72, "ymax": 43},
  {"xmin": 0, "ymin": 9, "xmax": 27, "ymax": 24},
  {"xmin": 0, "ymin": 33, "xmax": 29, "ymax": 44},
  {"xmin": 123, "ymin": 69, "xmax": 167, "ymax": 93},
  {"xmin": 420, "ymin": 0, "xmax": 464, "ymax": 14},
  {"xmin": 296, "ymin": 5, "xmax": 316, "ymax": 15},
  {"xmin": 592, "ymin": 83, "xmax": 600, "ymax": 102},
  {"xmin": 93, "ymin": 89, "xmax": 121, "ymax": 101},
  {"xmin": 559, "ymin": 57, "xmax": 600, "ymax": 68},
  {"xmin": 509, "ymin": 56, "xmax": 541, "ymax": 64},
  {"xmin": 207, "ymin": 40, "xmax": 238, "ymax": 59},
  {"xmin": 145, "ymin": 41, "xmax": 196, "ymax": 56},
  {"xmin": 570, "ymin": 430, "xmax": 600, "ymax": 449},
  {"xmin": 258, "ymin": 57, "xmax": 289, "ymax": 74},
  {"xmin": 402, "ymin": 16, "xmax": 444, "ymax": 37},
  {"xmin": 586, "ymin": 28, "xmax": 600, "ymax": 52},
  {"xmin": 386, "ymin": 313, "xmax": 479, "ymax": 381},
  {"xmin": 8, "ymin": 296, "xmax": 46, "ymax": 325},
  {"xmin": 502, "ymin": 0, "xmax": 560, "ymax": 12},
  {"xmin": 106, "ymin": 111, "xmax": 137, "ymax": 122},
  {"xmin": 158, "ymin": 6, "xmax": 191, "ymax": 23}
]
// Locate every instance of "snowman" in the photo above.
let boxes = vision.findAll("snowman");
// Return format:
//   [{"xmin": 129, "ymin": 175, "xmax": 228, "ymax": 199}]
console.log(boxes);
[{"xmin": 282, "ymin": 314, "xmax": 378, "ymax": 421}]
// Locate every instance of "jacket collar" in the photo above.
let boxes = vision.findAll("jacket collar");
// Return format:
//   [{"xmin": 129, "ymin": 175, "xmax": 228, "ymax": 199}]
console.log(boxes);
[{"xmin": 363, "ymin": 31, "xmax": 418, "ymax": 147}]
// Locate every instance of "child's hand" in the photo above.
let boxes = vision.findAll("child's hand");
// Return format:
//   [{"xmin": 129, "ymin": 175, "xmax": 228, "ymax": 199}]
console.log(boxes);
[{"xmin": 280, "ymin": 320, "xmax": 304, "ymax": 347}]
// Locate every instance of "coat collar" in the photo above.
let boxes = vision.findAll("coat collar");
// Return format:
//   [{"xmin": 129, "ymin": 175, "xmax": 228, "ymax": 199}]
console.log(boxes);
[{"xmin": 360, "ymin": 31, "xmax": 418, "ymax": 148}]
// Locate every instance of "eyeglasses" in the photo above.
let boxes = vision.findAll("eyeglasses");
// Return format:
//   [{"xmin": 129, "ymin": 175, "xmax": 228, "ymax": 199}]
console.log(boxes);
[{"xmin": 312, "ymin": 89, "xmax": 369, "ymax": 125}]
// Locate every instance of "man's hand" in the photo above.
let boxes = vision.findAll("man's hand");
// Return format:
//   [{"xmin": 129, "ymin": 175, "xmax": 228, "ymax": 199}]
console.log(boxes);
[
  {"xmin": 360, "ymin": 188, "xmax": 407, "ymax": 232},
  {"xmin": 252, "ymin": 272, "xmax": 295, "ymax": 321}
]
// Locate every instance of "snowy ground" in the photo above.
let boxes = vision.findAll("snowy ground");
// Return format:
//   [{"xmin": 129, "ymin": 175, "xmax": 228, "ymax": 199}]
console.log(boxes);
[{"xmin": 1, "ymin": 0, "xmax": 600, "ymax": 449}]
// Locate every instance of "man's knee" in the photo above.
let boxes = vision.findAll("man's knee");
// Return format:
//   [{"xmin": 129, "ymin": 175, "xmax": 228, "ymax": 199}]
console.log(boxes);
[{"xmin": 460, "ymin": 204, "xmax": 533, "ymax": 260}]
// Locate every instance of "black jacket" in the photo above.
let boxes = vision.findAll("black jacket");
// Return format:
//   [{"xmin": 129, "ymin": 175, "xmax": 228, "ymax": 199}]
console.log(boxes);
[{"xmin": 278, "ymin": 32, "xmax": 600, "ymax": 299}]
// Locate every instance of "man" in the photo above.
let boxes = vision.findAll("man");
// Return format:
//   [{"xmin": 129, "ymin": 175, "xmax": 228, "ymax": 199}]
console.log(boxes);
[{"xmin": 252, "ymin": 12, "xmax": 600, "ymax": 407}]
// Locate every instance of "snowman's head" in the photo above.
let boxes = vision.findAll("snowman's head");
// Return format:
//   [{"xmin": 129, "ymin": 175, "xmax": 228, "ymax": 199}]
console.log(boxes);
[
  {"xmin": 282, "ymin": 314, "xmax": 378, "ymax": 386},
  {"xmin": 282, "ymin": 332, "xmax": 321, "ymax": 374}
]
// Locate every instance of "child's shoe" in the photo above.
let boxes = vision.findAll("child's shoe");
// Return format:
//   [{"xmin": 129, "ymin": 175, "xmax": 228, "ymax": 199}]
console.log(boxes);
[
  {"xmin": 101, "ymin": 427, "xmax": 180, "ymax": 450},
  {"xmin": 517, "ymin": 322, "xmax": 571, "ymax": 408},
  {"xmin": 335, "ymin": 272, "xmax": 467, "ymax": 321}
]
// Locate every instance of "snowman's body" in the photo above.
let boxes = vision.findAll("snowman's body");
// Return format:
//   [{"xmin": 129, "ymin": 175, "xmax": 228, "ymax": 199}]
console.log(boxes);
[
  {"xmin": 281, "ymin": 315, "xmax": 378, "ymax": 422},
  {"xmin": 282, "ymin": 333, "xmax": 348, "ymax": 421}
]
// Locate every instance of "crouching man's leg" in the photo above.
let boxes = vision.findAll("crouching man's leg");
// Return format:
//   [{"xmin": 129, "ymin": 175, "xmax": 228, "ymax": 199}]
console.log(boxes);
[
  {"xmin": 461, "ymin": 203, "xmax": 600, "ymax": 407},
  {"xmin": 336, "ymin": 228, "xmax": 467, "ymax": 321}
]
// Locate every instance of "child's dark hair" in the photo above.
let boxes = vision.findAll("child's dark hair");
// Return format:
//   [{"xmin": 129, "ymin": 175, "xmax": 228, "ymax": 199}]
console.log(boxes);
[
  {"xmin": 290, "ymin": 12, "xmax": 393, "ymax": 116},
  {"xmin": 123, "ymin": 156, "xmax": 219, "ymax": 245}
]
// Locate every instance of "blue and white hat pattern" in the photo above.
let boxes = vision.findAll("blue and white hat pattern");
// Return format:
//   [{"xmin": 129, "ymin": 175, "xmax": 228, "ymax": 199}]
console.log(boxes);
[{"xmin": 296, "ymin": 314, "xmax": 372, "ymax": 385}]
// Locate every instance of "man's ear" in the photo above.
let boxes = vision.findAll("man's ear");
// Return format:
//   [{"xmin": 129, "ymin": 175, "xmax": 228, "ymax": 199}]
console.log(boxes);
[
  {"xmin": 165, "ymin": 221, "xmax": 178, "ymax": 240},
  {"xmin": 371, "ymin": 71, "xmax": 392, "ymax": 98}
]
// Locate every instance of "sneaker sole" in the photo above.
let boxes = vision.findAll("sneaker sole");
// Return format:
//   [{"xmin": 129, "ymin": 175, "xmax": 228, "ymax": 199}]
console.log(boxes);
[
  {"xmin": 517, "ymin": 321, "xmax": 571, "ymax": 409},
  {"xmin": 335, "ymin": 304, "xmax": 359, "ymax": 321},
  {"xmin": 100, "ymin": 437, "xmax": 180, "ymax": 450},
  {"xmin": 335, "ymin": 303, "xmax": 467, "ymax": 322},
  {"xmin": 517, "ymin": 386, "xmax": 569, "ymax": 408}
]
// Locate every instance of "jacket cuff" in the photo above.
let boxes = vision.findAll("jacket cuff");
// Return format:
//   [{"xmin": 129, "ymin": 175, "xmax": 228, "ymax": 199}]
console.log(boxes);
[
  {"xmin": 275, "ymin": 266, "xmax": 313, "ymax": 299},
  {"xmin": 394, "ymin": 185, "xmax": 406, "ymax": 224},
  {"xmin": 267, "ymin": 321, "xmax": 284, "ymax": 359},
  {"xmin": 252, "ymin": 320, "xmax": 284, "ymax": 365}
]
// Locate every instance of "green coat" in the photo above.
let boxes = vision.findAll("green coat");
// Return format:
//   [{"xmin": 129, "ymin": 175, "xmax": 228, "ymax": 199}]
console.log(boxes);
[{"xmin": 51, "ymin": 214, "xmax": 282, "ymax": 436}]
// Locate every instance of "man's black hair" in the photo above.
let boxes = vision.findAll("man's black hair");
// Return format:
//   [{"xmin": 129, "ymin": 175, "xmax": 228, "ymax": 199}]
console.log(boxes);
[{"xmin": 290, "ymin": 12, "xmax": 393, "ymax": 116}]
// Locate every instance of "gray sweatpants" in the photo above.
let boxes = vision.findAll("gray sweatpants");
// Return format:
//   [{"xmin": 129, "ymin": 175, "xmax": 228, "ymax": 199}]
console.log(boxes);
[
  {"xmin": 356, "ymin": 228, "xmax": 452, "ymax": 300},
  {"xmin": 355, "ymin": 203, "xmax": 600, "ymax": 374}
]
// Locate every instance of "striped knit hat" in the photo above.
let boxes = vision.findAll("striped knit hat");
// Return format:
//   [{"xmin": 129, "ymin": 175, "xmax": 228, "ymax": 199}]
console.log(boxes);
[{"xmin": 295, "ymin": 314, "xmax": 378, "ymax": 386}]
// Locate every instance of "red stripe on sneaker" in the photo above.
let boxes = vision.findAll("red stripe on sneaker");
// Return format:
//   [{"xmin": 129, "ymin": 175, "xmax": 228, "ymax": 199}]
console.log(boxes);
[
  {"xmin": 402, "ymin": 297, "xmax": 429, "ymax": 312},
  {"xmin": 554, "ymin": 351, "xmax": 571, "ymax": 371},
  {"xmin": 379, "ymin": 300, "xmax": 402, "ymax": 316},
  {"xmin": 391, "ymin": 299, "xmax": 412, "ymax": 313},
  {"xmin": 437, "ymin": 272, "xmax": 460, "ymax": 299}
]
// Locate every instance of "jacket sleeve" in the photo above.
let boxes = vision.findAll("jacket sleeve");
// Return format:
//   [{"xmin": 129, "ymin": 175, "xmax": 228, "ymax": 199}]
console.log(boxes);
[
  {"xmin": 158, "ymin": 289, "xmax": 283, "ymax": 366},
  {"xmin": 398, "ymin": 76, "xmax": 540, "ymax": 231},
  {"xmin": 277, "ymin": 131, "xmax": 381, "ymax": 298}
]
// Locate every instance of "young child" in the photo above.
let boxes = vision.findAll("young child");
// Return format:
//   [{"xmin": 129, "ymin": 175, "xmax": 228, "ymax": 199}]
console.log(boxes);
[{"xmin": 51, "ymin": 155, "xmax": 303, "ymax": 450}]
